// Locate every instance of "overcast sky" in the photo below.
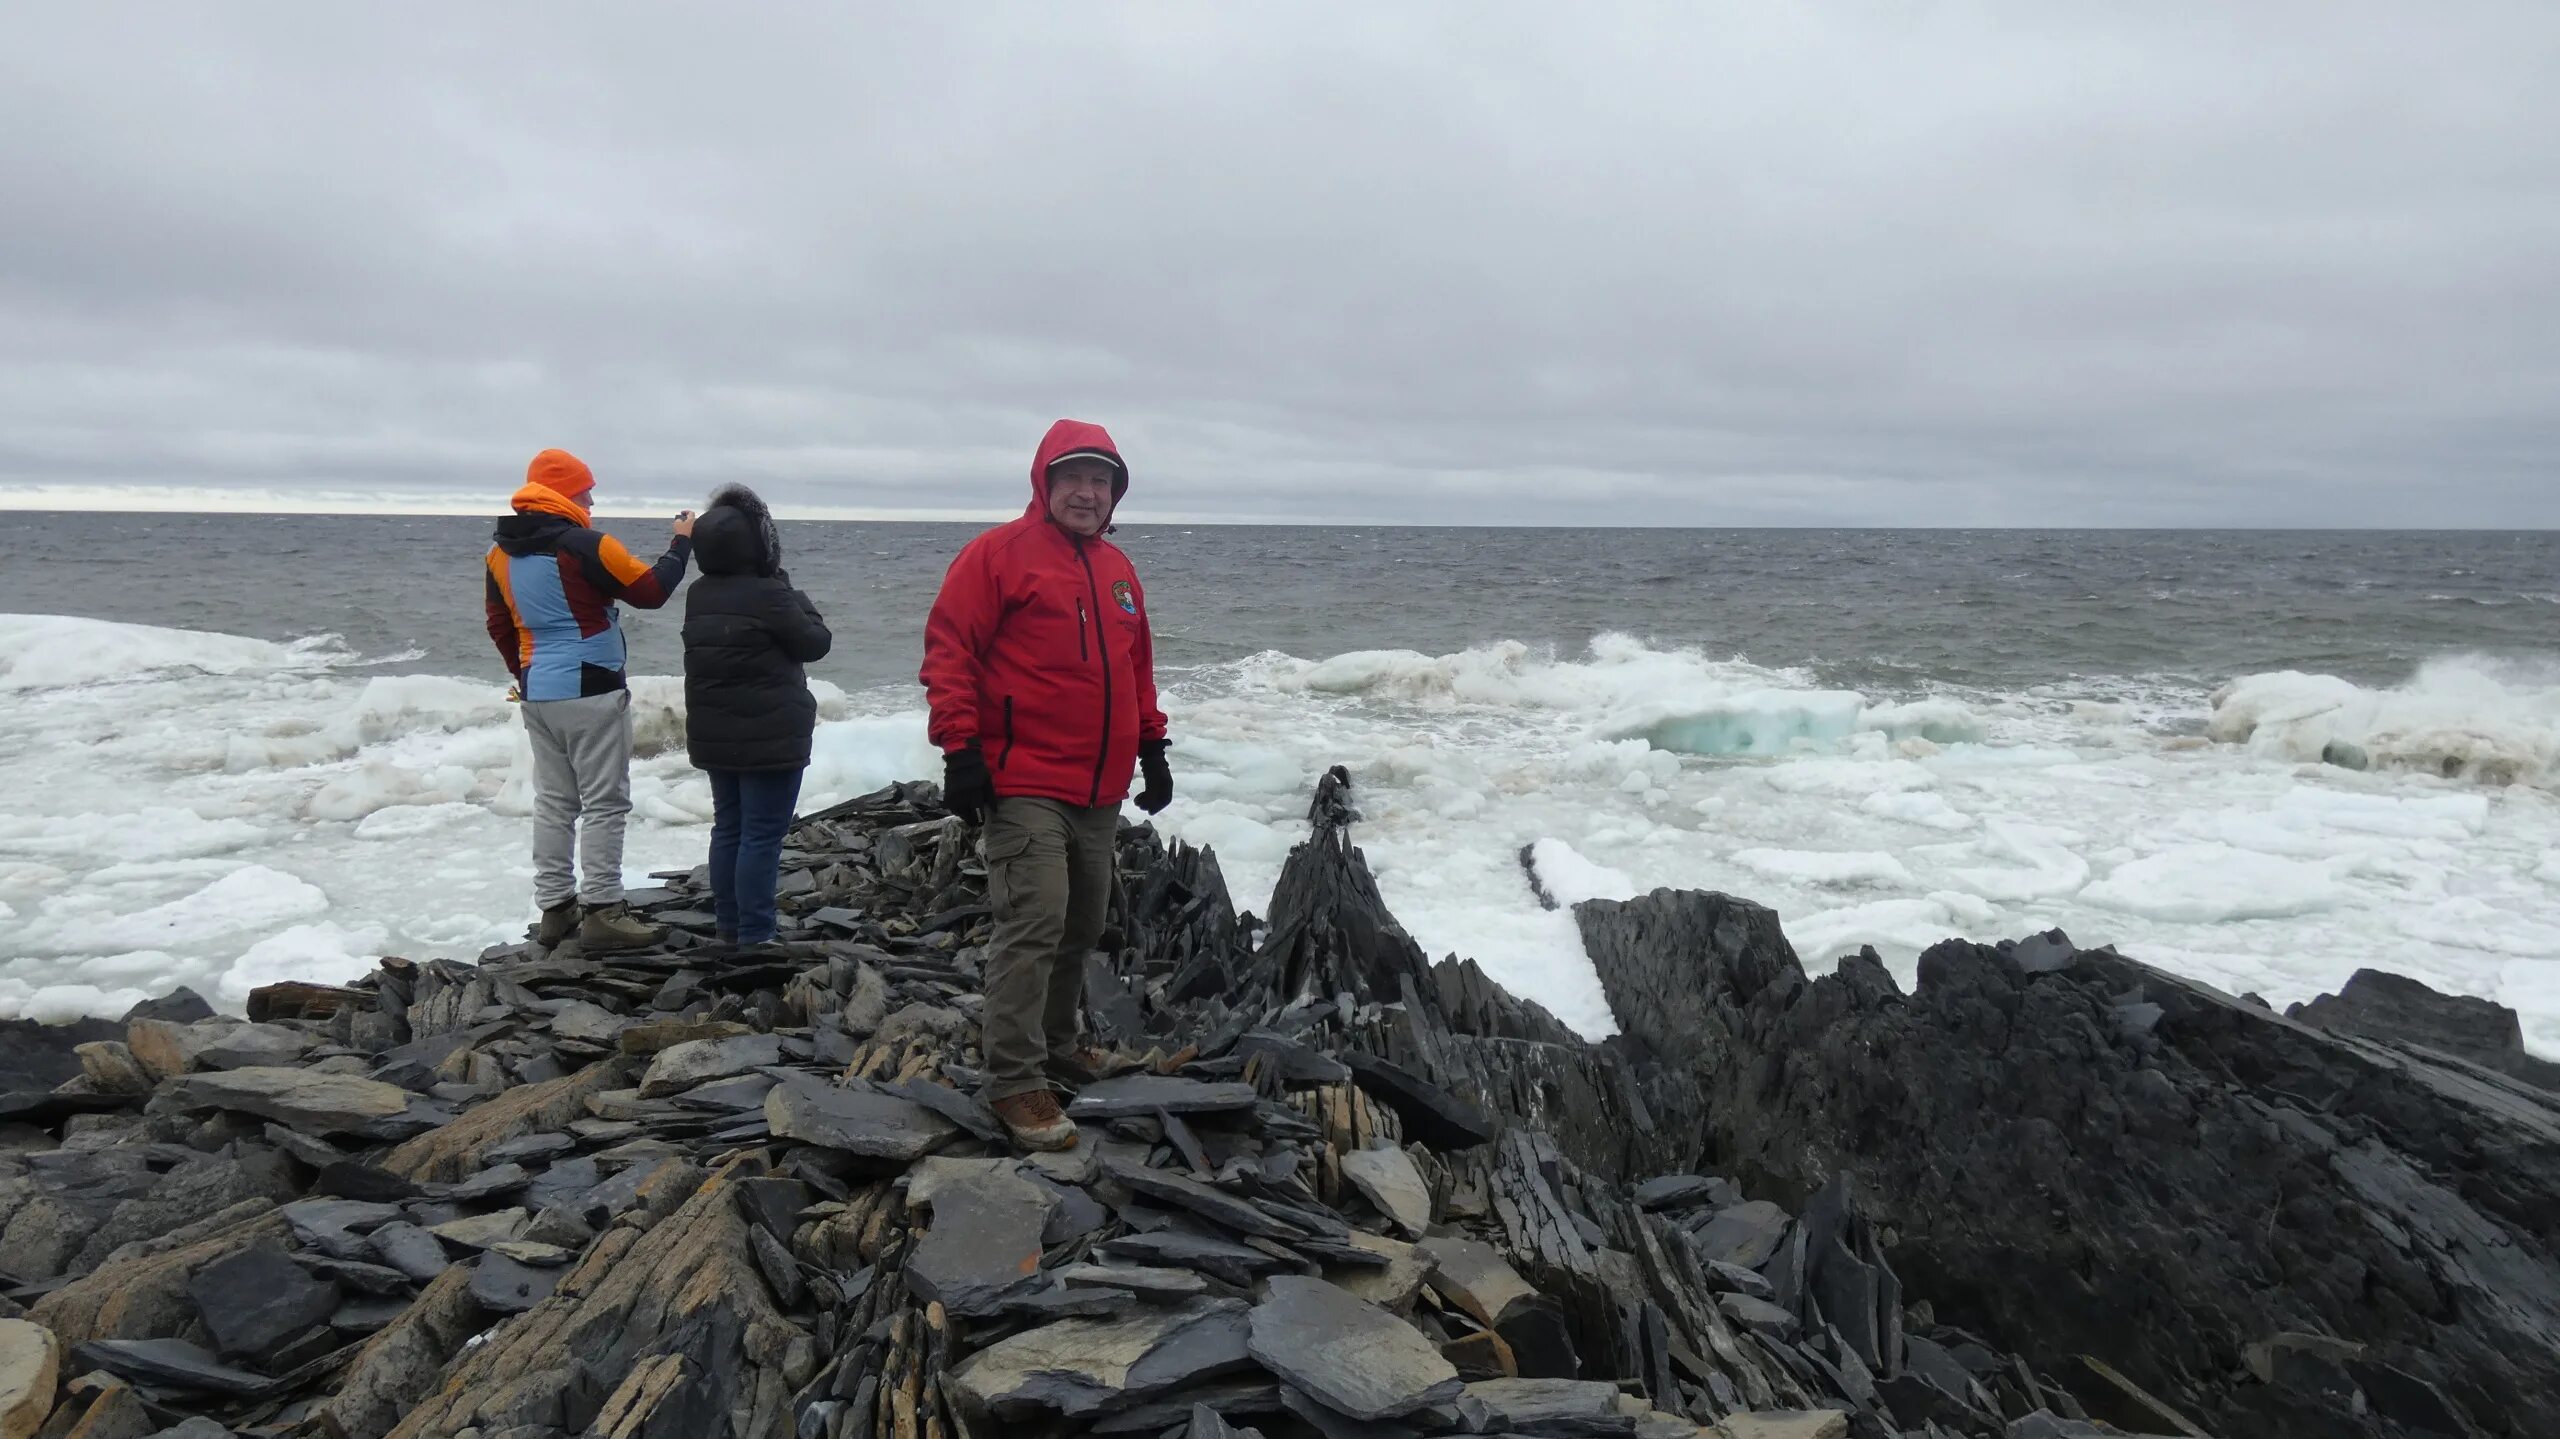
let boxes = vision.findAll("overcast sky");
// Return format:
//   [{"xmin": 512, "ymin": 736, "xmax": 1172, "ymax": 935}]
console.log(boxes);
[{"xmin": 3, "ymin": 5, "xmax": 2555, "ymax": 526}]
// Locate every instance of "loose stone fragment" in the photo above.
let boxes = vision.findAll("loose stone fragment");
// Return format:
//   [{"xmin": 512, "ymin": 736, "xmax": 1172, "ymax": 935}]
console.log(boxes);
[
  {"xmin": 950, "ymin": 1297, "xmax": 1252, "ymax": 1421},
  {"xmin": 1342, "ymin": 1053, "xmax": 1494, "ymax": 1152},
  {"xmin": 638, "ymin": 1032, "xmax": 783, "ymax": 1098},
  {"xmin": 0, "ymin": 1319, "xmax": 60, "ymax": 1439},
  {"xmin": 903, "ymin": 1167, "xmax": 1054, "ymax": 1319},
  {"xmin": 1103, "ymin": 1156, "xmax": 1302, "ymax": 1239},
  {"xmin": 467, "ymin": 1250, "xmax": 559, "ymax": 1313},
  {"xmin": 1058, "ymin": 1264, "xmax": 1212, "ymax": 1303},
  {"xmin": 1102, "ymin": 1230, "xmax": 1296, "ymax": 1287},
  {"xmin": 187, "ymin": 1241, "xmax": 341, "ymax": 1360},
  {"xmin": 1632, "ymin": 1174, "xmax": 1734, "ymax": 1211},
  {"xmin": 1066, "ymin": 1075, "xmax": 1260, "ymax": 1119},
  {"xmin": 1706, "ymin": 1413, "xmax": 1850, "ymax": 1439},
  {"xmin": 1462, "ymin": 1377, "xmax": 1632, "ymax": 1435},
  {"xmin": 70, "ymin": 1338, "xmax": 273, "ymax": 1396},
  {"xmin": 1338, "ymin": 1145, "xmax": 1431, "ymax": 1238},
  {"xmin": 1324, "ymin": 1232, "xmax": 1431, "ymax": 1314},
  {"xmin": 429, "ymin": 1208, "xmax": 529, "ymax": 1250},
  {"xmin": 165, "ymin": 1067, "xmax": 449, "ymax": 1139},
  {"xmin": 1718, "ymin": 1294, "xmax": 1798, "ymax": 1337},
  {"xmin": 763, "ymin": 1074, "xmax": 959, "ymax": 1164},
  {"xmin": 1246, "ymin": 1276, "xmax": 1463, "ymax": 1421},
  {"xmin": 1693, "ymin": 1201, "xmax": 1791, "ymax": 1270},
  {"xmin": 368, "ymin": 1220, "xmax": 451, "ymax": 1282}
]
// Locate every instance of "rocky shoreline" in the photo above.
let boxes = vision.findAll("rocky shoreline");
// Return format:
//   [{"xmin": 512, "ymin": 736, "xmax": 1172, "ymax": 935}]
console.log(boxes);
[{"xmin": 0, "ymin": 768, "xmax": 2551, "ymax": 1439}]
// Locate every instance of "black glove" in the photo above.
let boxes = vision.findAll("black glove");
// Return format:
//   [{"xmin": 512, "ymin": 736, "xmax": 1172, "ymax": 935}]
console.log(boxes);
[
  {"xmin": 1136, "ymin": 739, "xmax": 1173, "ymax": 815},
  {"xmin": 943, "ymin": 745, "xmax": 994, "ymax": 826}
]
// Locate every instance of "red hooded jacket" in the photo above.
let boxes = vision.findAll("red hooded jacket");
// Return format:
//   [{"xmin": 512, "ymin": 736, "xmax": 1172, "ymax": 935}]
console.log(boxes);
[{"xmin": 921, "ymin": 420, "xmax": 1167, "ymax": 808}]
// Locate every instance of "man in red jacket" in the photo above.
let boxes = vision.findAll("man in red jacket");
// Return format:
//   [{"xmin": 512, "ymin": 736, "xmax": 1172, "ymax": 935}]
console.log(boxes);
[{"xmin": 921, "ymin": 419, "xmax": 1173, "ymax": 1152}]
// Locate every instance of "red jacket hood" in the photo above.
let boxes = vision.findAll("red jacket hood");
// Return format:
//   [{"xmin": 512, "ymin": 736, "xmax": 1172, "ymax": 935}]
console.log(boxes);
[{"xmin": 1026, "ymin": 419, "xmax": 1128, "ymax": 521}]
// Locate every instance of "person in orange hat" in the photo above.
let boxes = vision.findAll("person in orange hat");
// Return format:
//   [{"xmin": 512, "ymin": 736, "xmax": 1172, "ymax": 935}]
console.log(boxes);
[{"xmin": 483, "ymin": 449, "xmax": 696, "ymax": 951}]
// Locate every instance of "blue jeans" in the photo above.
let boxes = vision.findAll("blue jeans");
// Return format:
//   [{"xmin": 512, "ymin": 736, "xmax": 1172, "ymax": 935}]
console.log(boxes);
[{"xmin": 706, "ymin": 767, "xmax": 804, "ymax": 945}]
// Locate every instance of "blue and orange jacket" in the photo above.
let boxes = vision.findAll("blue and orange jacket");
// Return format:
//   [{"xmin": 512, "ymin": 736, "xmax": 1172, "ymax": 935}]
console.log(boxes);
[{"xmin": 483, "ymin": 462, "xmax": 690, "ymax": 701}]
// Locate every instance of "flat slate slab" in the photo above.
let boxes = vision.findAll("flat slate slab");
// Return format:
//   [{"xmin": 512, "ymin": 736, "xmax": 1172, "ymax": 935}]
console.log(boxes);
[
  {"xmin": 1338, "ymin": 1145, "xmax": 1431, "ymax": 1238},
  {"xmin": 903, "ymin": 1167, "xmax": 1055, "ymax": 1319},
  {"xmin": 1694, "ymin": 1201, "xmax": 1792, "ymax": 1270},
  {"xmin": 165, "ymin": 1067, "xmax": 450, "ymax": 1139},
  {"xmin": 1066, "ymin": 1075, "xmax": 1260, "ymax": 1120},
  {"xmin": 188, "ymin": 1241, "xmax": 340, "ymax": 1360},
  {"xmin": 1343, "ymin": 1053, "xmax": 1494, "ymax": 1153},
  {"xmin": 1101, "ymin": 1230, "xmax": 1297, "ymax": 1288},
  {"xmin": 639, "ymin": 1032, "xmax": 783, "ymax": 1098},
  {"xmin": 367, "ymin": 1221, "xmax": 451, "ymax": 1282},
  {"xmin": 469, "ymin": 1251, "xmax": 561, "ymax": 1313},
  {"xmin": 764, "ymin": 1075, "xmax": 959, "ymax": 1165},
  {"xmin": 1463, "ymin": 1376, "xmax": 1631, "ymax": 1434},
  {"xmin": 71, "ymin": 1338, "xmax": 273, "ymax": 1397},
  {"xmin": 1415, "ymin": 1236, "xmax": 1537, "ymax": 1327},
  {"xmin": 1103, "ymin": 1156, "xmax": 1302, "ymax": 1240},
  {"xmin": 1247, "ymin": 1276, "xmax": 1463, "ymax": 1421},
  {"xmin": 951, "ymin": 1297, "xmax": 1253, "ymax": 1421},
  {"xmin": 1058, "ymin": 1264, "xmax": 1212, "ymax": 1303}
]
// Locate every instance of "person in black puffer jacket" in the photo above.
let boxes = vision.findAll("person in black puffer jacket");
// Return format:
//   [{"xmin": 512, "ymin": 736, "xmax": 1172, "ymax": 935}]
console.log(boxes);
[{"xmin": 682, "ymin": 483, "xmax": 832, "ymax": 948}]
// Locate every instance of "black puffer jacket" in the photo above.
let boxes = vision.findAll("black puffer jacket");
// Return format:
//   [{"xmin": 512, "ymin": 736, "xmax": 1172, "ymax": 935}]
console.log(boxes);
[{"xmin": 682, "ymin": 485, "xmax": 833, "ymax": 771}]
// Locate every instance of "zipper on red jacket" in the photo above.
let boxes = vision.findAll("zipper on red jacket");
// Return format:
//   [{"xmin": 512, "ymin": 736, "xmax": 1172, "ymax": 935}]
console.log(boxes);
[
  {"xmin": 999, "ymin": 696, "xmax": 1015, "ymax": 770},
  {"xmin": 1077, "ymin": 599, "xmax": 1089, "ymax": 661},
  {"xmin": 1076, "ymin": 543, "xmax": 1114, "ymax": 807}
]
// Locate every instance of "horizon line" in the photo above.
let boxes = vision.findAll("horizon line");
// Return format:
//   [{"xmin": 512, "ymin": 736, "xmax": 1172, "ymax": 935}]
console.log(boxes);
[{"xmin": 1, "ymin": 497, "xmax": 2550, "ymax": 533}]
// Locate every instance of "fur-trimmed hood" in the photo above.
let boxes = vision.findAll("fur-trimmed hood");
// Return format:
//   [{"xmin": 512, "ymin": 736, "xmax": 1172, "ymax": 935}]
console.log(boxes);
[{"xmin": 694, "ymin": 483, "xmax": 783, "ymax": 577}]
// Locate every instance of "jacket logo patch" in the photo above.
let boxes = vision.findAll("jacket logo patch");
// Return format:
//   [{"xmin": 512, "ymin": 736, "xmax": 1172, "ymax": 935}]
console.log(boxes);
[{"xmin": 1112, "ymin": 580, "xmax": 1137, "ymax": 615}]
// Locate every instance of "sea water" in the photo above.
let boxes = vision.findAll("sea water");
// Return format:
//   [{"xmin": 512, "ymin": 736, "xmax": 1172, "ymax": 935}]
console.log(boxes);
[{"xmin": 3, "ymin": 514, "xmax": 2555, "ymax": 1055}]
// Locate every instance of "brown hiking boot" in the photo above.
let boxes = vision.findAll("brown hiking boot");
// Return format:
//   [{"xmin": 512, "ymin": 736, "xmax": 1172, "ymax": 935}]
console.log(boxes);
[
  {"xmin": 1046, "ymin": 1046, "xmax": 1133, "ymax": 1090},
  {"xmin": 577, "ymin": 901, "xmax": 660, "ymax": 952},
  {"xmin": 992, "ymin": 1090, "xmax": 1078, "ymax": 1153},
  {"xmin": 534, "ymin": 900, "xmax": 582, "ymax": 947}
]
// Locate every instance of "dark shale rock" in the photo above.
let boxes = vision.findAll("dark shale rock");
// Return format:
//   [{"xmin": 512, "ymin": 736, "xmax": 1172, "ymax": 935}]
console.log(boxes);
[
  {"xmin": 1102, "ymin": 1229, "xmax": 1297, "ymax": 1288},
  {"xmin": 466, "ymin": 1250, "xmax": 558, "ymax": 1313},
  {"xmin": 1342, "ymin": 1052, "xmax": 1495, "ymax": 1153},
  {"xmin": 1632, "ymin": 1174, "xmax": 1735, "ymax": 1212},
  {"xmin": 1103, "ymin": 1156, "xmax": 1303, "ymax": 1239},
  {"xmin": 1338, "ymin": 1143, "xmax": 1431, "ymax": 1237},
  {"xmin": 637, "ymin": 1032, "xmax": 783, "ymax": 1099},
  {"xmin": 186, "ymin": 1241, "xmax": 340, "ymax": 1360},
  {"xmin": 1464, "ymin": 1376, "xmax": 1639, "ymax": 1436},
  {"xmin": 951, "ymin": 1296, "xmax": 1253, "ymax": 1421},
  {"xmin": 163, "ymin": 1068, "xmax": 449, "ymax": 1140},
  {"xmin": 1060, "ymin": 1263, "xmax": 1212, "ymax": 1303},
  {"xmin": 366, "ymin": 1220, "xmax": 450, "ymax": 1282},
  {"xmin": 763, "ymin": 1074, "xmax": 959, "ymax": 1165},
  {"xmin": 2290, "ymin": 967, "xmax": 2560, "ymax": 1093},
  {"xmin": 902, "ymin": 1165, "xmax": 1053, "ymax": 1319},
  {"xmin": 1068, "ymin": 1075, "xmax": 1261, "ymax": 1119},
  {"xmin": 1578, "ymin": 888, "xmax": 2560, "ymax": 1439},
  {"xmin": 72, "ymin": 1338, "xmax": 273, "ymax": 1396},
  {"xmin": 1247, "ymin": 1275, "xmax": 1463, "ymax": 1421}
]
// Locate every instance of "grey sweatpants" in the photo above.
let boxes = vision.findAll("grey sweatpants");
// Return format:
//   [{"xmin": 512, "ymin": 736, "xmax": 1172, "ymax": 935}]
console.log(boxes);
[
  {"xmin": 980, "ymin": 796, "xmax": 1119, "ymax": 1101},
  {"xmin": 522, "ymin": 690, "xmax": 633, "ymax": 910}
]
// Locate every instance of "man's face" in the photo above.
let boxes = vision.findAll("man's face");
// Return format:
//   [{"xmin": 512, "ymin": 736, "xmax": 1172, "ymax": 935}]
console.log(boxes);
[{"xmin": 1046, "ymin": 459, "xmax": 1116, "ymax": 536}]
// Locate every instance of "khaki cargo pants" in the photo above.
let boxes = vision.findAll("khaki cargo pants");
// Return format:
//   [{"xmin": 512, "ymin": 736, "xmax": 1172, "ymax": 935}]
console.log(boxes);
[{"xmin": 979, "ymin": 797, "xmax": 1119, "ymax": 1102}]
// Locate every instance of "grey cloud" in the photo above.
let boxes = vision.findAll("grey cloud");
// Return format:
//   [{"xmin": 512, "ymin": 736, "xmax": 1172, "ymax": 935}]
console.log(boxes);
[{"xmin": 1, "ymin": 3, "xmax": 2555, "ymax": 525}]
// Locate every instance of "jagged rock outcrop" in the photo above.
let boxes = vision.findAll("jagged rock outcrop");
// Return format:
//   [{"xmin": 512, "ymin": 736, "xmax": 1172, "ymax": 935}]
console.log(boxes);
[
  {"xmin": 4, "ymin": 768, "xmax": 2541, "ymax": 1439},
  {"xmin": 2288, "ymin": 967, "xmax": 2560, "ymax": 1093},
  {"xmin": 1577, "ymin": 888, "xmax": 2560, "ymax": 1439}
]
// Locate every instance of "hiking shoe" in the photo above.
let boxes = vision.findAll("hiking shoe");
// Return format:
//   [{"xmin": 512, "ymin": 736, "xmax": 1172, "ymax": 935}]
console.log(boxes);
[
  {"xmin": 578, "ymin": 902, "xmax": 660, "ymax": 951},
  {"xmin": 992, "ymin": 1090, "xmax": 1078, "ymax": 1153},
  {"xmin": 1046, "ymin": 1046, "xmax": 1132, "ymax": 1089},
  {"xmin": 534, "ymin": 900, "xmax": 582, "ymax": 947}
]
